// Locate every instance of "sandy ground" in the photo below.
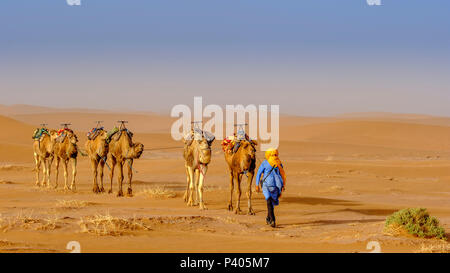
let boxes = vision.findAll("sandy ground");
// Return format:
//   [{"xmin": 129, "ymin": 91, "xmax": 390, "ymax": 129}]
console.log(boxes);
[{"xmin": 0, "ymin": 106, "xmax": 449, "ymax": 253}]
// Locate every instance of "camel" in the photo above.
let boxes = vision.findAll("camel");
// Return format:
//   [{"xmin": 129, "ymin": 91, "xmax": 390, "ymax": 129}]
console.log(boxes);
[
  {"xmin": 224, "ymin": 139, "xmax": 257, "ymax": 215},
  {"xmin": 183, "ymin": 130, "xmax": 215, "ymax": 210},
  {"xmin": 85, "ymin": 128, "xmax": 109, "ymax": 193},
  {"xmin": 53, "ymin": 129, "xmax": 79, "ymax": 191},
  {"xmin": 108, "ymin": 129, "xmax": 144, "ymax": 197},
  {"xmin": 32, "ymin": 129, "xmax": 58, "ymax": 187}
]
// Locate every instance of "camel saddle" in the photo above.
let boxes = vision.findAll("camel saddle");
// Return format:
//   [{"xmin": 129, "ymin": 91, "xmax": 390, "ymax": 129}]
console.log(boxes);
[
  {"xmin": 87, "ymin": 127, "xmax": 104, "ymax": 141},
  {"xmin": 32, "ymin": 128, "xmax": 50, "ymax": 140},
  {"xmin": 184, "ymin": 128, "xmax": 215, "ymax": 146},
  {"xmin": 222, "ymin": 134, "xmax": 253, "ymax": 154},
  {"xmin": 56, "ymin": 128, "xmax": 74, "ymax": 143},
  {"xmin": 106, "ymin": 127, "xmax": 133, "ymax": 143}
]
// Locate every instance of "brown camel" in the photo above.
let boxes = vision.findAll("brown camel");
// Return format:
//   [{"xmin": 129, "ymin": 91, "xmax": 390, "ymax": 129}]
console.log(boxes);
[
  {"xmin": 33, "ymin": 129, "xmax": 58, "ymax": 187},
  {"xmin": 53, "ymin": 129, "xmax": 79, "ymax": 191},
  {"xmin": 224, "ymin": 139, "xmax": 257, "ymax": 215},
  {"xmin": 85, "ymin": 128, "xmax": 109, "ymax": 193},
  {"xmin": 108, "ymin": 130, "xmax": 144, "ymax": 197},
  {"xmin": 183, "ymin": 130, "xmax": 214, "ymax": 210}
]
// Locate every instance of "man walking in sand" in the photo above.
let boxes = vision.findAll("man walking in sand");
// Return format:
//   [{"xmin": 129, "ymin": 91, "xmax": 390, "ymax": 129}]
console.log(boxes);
[{"xmin": 256, "ymin": 148, "xmax": 286, "ymax": 228}]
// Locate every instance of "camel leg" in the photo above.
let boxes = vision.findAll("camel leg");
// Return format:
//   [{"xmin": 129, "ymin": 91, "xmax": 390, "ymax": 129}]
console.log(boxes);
[
  {"xmin": 91, "ymin": 158, "xmax": 100, "ymax": 193},
  {"xmin": 70, "ymin": 157, "xmax": 77, "ymax": 191},
  {"xmin": 117, "ymin": 161, "xmax": 124, "ymax": 197},
  {"xmin": 63, "ymin": 160, "xmax": 69, "ymax": 191},
  {"xmin": 235, "ymin": 173, "xmax": 242, "ymax": 214},
  {"xmin": 99, "ymin": 160, "xmax": 105, "ymax": 193},
  {"xmin": 41, "ymin": 158, "xmax": 47, "ymax": 186},
  {"xmin": 46, "ymin": 156, "xmax": 53, "ymax": 188},
  {"xmin": 183, "ymin": 166, "xmax": 190, "ymax": 202},
  {"xmin": 246, "ymin": 171, "xmax": 255, "ymax": 215},
  {"xmin": 186, "ymin": 166, "xmax": 195, "ymax": 206},
  {"xmin": 54, "ymin": 157, "xmax": 60, "ymax": 189},
  {"xmin": 108, "ymin": 156, "xmax": 116, "ymax": 194},
  {"xmin": 34, "ymin": 153, "xmax": 41, "ymax": 186},
  {"xmin": 228, "ymin": 172, "xmax": 234, "ymax": 211},
  {"xmin": 126, "ymin": 159, "xmax": 133, "ymax": 197},
  {"xmin": 193, "ymin": 169, "xmax": 200, "ymax": 206},
  {"xmin": 198, "ymin": 165, "xmax": 208, "ymax": 210}
]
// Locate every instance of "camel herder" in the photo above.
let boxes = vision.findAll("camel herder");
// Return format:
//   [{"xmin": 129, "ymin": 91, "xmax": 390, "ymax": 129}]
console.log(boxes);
[{"xmin": 255, "ymin": 148, "xmax": 286, "ymax": 228}]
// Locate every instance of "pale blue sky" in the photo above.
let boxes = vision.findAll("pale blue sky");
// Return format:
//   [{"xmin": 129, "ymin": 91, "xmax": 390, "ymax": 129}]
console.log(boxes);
[{"xmin": 1, "ymin": 0, "xmax": 449, "ymax": 116}]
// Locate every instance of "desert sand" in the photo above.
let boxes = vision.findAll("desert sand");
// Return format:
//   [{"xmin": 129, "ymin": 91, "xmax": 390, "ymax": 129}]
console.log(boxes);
[{"xmin": 0, "ymin": 105, "xmax": 449, "ymax": 253}]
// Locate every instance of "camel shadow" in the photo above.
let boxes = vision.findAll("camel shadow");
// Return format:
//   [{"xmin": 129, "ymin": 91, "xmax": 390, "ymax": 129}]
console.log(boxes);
[
  {"xmin": 282, "ymin": 196, "xmax": 360, "ymax": 207},
  {"xmin": 340, "ymin": 208, "xmax": 397, "ymax": 216},
  {"xmin": 302, "ymin": 208, "xmax": 398, "ymax": 217},
  {"xmin": 133, "ymin": 180, "xmax": 185, "ymax": 191},
  {"xmin": 278, "ymin": 218, "xmax": 383, "ymax": 228}
]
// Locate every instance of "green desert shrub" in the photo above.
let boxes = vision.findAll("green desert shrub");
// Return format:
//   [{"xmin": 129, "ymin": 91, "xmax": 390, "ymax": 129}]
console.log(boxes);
[{"xmin": 385, "ymin": 208, "xmax": 446, "ymax": 240}]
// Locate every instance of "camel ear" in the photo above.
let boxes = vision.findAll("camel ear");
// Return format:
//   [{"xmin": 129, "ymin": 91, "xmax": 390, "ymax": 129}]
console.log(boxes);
[{"xmin": 251, "ymin": 140, "xmax": 258, "ymax": 146}]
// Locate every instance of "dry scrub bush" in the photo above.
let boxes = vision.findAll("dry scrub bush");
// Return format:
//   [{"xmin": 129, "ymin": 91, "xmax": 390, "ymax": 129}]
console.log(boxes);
[
  {"xmin": 79, "ymin": 214, "xmax": 151, "ymax": 236},
  {"xmin": 385, "ymin": 208, "xmax": 446, "ymax": 240},
  {"xmin": 56, "ymin": 199, "xmax": 94, "ymax": 209},
  {"xmin": 416, "ymin": 242, "xmax": 450, "ymax": 253},
  {"xmin": 0, "ymin": 211, "xmax": 60, "ymax": 232},
  {"xmin": 137, "ymin": 186, "xmax": 176, "ymax": 199}
]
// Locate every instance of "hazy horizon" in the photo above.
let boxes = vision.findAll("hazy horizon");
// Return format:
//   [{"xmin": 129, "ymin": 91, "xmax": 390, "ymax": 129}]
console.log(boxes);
[{"xmin": 1, "ymin": 1, "xmax": 449, "ymax": 116}]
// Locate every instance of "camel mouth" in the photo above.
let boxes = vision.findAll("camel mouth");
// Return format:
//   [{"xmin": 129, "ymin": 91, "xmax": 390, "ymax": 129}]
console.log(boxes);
[{"xmin": 133, "ymin": 143, "xmax": 144, "ymax": 158}]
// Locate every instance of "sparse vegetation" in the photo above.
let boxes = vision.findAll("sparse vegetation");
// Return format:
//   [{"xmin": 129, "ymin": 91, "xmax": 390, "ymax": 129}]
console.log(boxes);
[
  {"xmin": 0, "ymin": 211, "xmax": 60, "ymax": 232},
  {"xmin": 79, "ymin": 214, "xmax": 151, "ymax": 236},
  {"xmin": 137, "ymin": 186, "xmax": 176, "ymax": 199},
  {"xmin": 35, "ymin": 216, "xmax": 60, "ymax": 231},
  {"xmin": 56, "ymin": 199, "xmax": 94, "ymax": 209},
  {"xmin": 416, "ymin": 242, "xmax": 450, "ymax": 253},
  {"xmin": 0, "ymin": 215, "xmax": 8, "ymax": 233},
  {"xmin": 385, "ymin": 208, "xmax": 446, "ymax": 240}
]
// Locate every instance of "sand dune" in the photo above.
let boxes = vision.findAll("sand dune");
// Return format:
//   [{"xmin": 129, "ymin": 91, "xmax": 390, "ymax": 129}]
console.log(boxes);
[
  {"xmin": 0, "ymin": 107, "xmax": 450, "ymax": 253},
  {"xmin": 282, "ymin": 120, "xmax": 450, "ymax": 152},
  {"xmin": 0, "ymin": 104, "xmax": 113, "ymax": 116}
]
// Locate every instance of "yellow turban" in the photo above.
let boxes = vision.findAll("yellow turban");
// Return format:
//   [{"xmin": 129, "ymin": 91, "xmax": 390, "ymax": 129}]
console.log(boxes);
[{"xmin": 265, "ymin": 148, "xmax": 286, "ymax": 186}]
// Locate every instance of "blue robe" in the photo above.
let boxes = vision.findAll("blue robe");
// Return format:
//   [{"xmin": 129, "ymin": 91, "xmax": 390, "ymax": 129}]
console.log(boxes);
[{"xmin": 256, "ymin": 160, "xmax": 284, "ymax": 206}]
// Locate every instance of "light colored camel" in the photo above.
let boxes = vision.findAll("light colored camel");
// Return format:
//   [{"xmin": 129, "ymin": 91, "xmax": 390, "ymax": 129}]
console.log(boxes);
[
  {"xmin": 183, "ymin": 134, "xmax": 214, "ymax": 210},
  {"xmin": 85, "ymin": 128, "xmax": 109, "ymax": 193},
  {"xmin": 224, "ymin": 139, "xmax": 257, "ymax": 215},
  {"xmin": 33, "ymin": 130, "xmax": 58, "ymax": 187},
  {"xmin": 53, "ymin": 130, "xmax": 79, "ymax": 191},
  {"xmin": 108, "ymin": 130, "xmax": 144, "ymax": 197}
]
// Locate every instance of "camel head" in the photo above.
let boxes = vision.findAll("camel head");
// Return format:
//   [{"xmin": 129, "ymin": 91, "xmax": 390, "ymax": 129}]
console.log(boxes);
[
  {"xmin": 196, "ymin": 138, "xmax": 213, "ymax": 165},
  {"xmin": 239, "ymin": 139, "xmax": 257, "ymax": 164},
  {"xmin": 132, "ymin": 142, "xmax": 144, "ymax": 159},
  {"xmin": 97, "ymin": 130, "xmax": 109, "ymax": 156},
  {"xmin": 98, "ymin": 130, "xmax": 108, "ymax": 140},
  {"xmin": 49, "ymin": 130, "xmax": 59, "ymax": 142},
  {"xmin": 66, "ymin": 131, "xmax": 78, "ymax": 145}
]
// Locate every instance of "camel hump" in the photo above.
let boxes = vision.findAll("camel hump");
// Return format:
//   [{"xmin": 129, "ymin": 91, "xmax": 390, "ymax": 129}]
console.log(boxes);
[{"xmin": 106, "ymin": 127, "xmax": 134, "ymax": 143}]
